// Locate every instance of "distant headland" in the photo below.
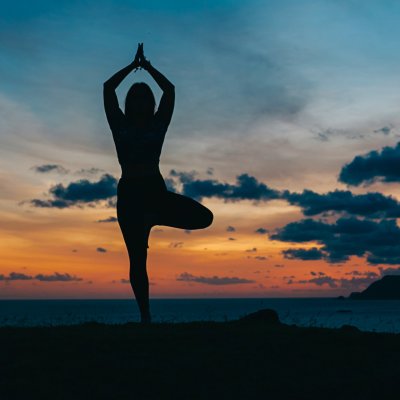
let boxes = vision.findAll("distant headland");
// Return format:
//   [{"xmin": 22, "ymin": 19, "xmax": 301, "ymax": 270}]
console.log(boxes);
[{"xmin": 350, "ymin": 275, "xmax": 400, "ymax": 300}]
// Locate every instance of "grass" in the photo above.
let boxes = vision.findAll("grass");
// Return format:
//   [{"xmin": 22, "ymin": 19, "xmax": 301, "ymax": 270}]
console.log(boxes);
[{"xmin": 1, "ymin": 316, "xmax": 400, "ymax": 399}]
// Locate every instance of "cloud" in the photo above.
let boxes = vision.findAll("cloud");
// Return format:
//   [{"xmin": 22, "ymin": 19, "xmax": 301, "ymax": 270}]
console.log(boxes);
[
  {"xmin": 6, "ymin": 272, "xmax": 33, "ymax": 280},
  {"xmin": 96, "ymin": 247, "xmax": 107, "ymax": 253},
  {"xmin": 169, "ymin": 170, "xmax": 400, "ymax": 219},
  {"xmin": 339, "ymin": 142, "xmax": 400, "ymax": 186},
  {"xmin": 255, "ymin": 227, "xmax": 268, "ymax": 234},
  {"xmin": 226, "ymin": 225, "xmax": 236, "ymax": 232},
  {"xmin": 32, "ymin": 164, "xmax": 68, "ymax": 174},
  {"xmin": 97, "ymin": 216, "xmax": 117, "ymax": 223},
  {"xmin": 35, "ymin": 272, "xmax": 83, "ymax": 282},
  {"xmin": 30, "ymin": 174, "xmax": 117, "ymax": 208},
  {"xmin": 75, "ymin": 167, "xmax": 104, "ymax": 176},
  {"xmin": 272, "ymin": 217, "xmax": 400, "ymax": 265},
  {"xmin": 379, "ymin": 267, "xmax": 400, "ymax": 276},
  {"xmin": 177, "ymin": 272, "xmax": 255, "ymax": 285},
  {"xmin": 169, "ymin": 242, "xmax": 183, "ymax": 248},
  {"xmin": 0, "ymin": 271, "xmax": 83, "ymax": 282},
  {"xmin": 282, "ymin": 247, "xmax": 325, "ymax": 260},
  {"xmin": 245, "ymin": 247, "xmax": 257, "ymax": 253},
  {"xmin": 283, "ymin": 189, "xmax": 400, "ymax": 219},
  {"xmin": 164, "ymin": 178, "xmax": 177, "ymax": 192},
  {"xmin": 300, "ymin": 276, "xmax": 338, "ymax": 288},
  {"xmin": 374, "ymin": 126, "xmax": 392, "ymax": 135},
  {"xmin": 171, "ymin": 171, "xmax": 281, "ymax": 202},
  {"xmin": 295, "ymin": 271, "xmax": 380, "ymax": 290}
]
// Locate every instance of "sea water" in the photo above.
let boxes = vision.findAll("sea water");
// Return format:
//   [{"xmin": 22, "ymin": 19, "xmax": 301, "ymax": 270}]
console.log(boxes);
[{"xmin": 1, "ymin": 298, "xmax": 400, "ymax": 333}]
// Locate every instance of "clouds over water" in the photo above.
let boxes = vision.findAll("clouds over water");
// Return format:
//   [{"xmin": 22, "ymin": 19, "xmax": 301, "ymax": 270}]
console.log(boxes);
[
  {"xmin": 0, "ymin": 272, "xmax": 83, "ymax": 282},
  {"xmin": 177, "ymin": 272, "xmax": 254, "ymax": 285}
]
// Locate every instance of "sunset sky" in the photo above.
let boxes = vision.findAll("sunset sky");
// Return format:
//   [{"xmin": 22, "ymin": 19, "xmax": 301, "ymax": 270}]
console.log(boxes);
[{"xmin": 2, "ymin": 0, "xmax": 400, "ymax": 299}]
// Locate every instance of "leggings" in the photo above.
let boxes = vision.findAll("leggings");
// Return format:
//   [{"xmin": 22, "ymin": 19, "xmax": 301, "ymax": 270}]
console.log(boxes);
[
  {"xmin": 117, "ymin": 173, "xmax": 213, "ymax": 250},
  {"xmin": 116, "ymin": 173, "xmax": 213, "ymax": 320}
]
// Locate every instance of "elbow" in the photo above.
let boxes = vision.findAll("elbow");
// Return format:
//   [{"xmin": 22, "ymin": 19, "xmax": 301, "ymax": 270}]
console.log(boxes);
[
  {"xmin": 103, "ymin": 80, "xmax": 114, "ymax": 91},
  {"xmin": 165, "ymin": 83, "xmax": 175, "ymax": 93}
]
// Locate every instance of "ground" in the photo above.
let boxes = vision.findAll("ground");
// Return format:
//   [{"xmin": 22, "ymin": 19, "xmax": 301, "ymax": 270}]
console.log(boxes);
[{"xmin": 2, "ymin": 312, "xmax": 400, "ymax": 399}]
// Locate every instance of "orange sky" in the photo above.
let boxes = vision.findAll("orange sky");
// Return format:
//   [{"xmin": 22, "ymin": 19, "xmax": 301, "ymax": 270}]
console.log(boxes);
[{"xmin": 0, "ymin": 197, "xmax": 379, "ymax": 299}]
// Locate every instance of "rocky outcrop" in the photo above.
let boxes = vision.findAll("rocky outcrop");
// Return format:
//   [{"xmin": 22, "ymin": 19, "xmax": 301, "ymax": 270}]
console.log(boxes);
[{"xmin": 350, "ymin": 275, "xmax": 400, "ymax": 299}]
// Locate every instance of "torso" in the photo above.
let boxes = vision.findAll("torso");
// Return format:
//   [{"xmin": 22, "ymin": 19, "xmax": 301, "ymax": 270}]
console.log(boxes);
[{"xmin": 114, "ymin": 117, "xmax": 168, "ymax": 178}]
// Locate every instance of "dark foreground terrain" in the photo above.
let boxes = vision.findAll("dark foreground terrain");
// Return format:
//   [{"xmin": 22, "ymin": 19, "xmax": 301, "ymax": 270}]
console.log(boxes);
[{"xmin": 1, "ymin": 309, "xmax": 399, "ymax": 400}]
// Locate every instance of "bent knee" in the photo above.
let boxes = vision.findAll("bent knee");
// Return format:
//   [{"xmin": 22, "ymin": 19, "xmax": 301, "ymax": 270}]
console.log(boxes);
[{"xmin": 202, "ymin": 207, "xmax": 213, "ymax": 228}]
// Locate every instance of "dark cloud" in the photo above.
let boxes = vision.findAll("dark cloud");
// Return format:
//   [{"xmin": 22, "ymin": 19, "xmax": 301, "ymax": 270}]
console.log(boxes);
[
  {"xmin": 1, "ymin": 271, "xmax": 83, "ymax": 282},
  {"xmin": 271, "ymin": 219, "xmax": 334, "ymax": 243},
  {"xmin": 254, "ymin": 256, "xmax": 267, "ymax": 261},
  {"xmin": 169, "ymin": 242, "xmax": 183, "ymax": 248},
  {"xmin": 171, "ymin": 171, "xmax": 280, "ymax": 202},
  {"xmin": 295, "ymin": 271, "xmax": 380, "ymax": 291},
  {"xmin": 6, "ymin": 272, "xmax": 33, "ymax": 280},
  {"xmin": 299, "ymin": 276, "xmax": 338, "ymax": 288},
  {"xmin": 177, "ymin": 272, "xmax": 254, "ymax": 285},
  {"xmin": 379, "ymin": 267, "xmax": 400, "ymax": 276},
  {"xmin": 228, "ymin": 237, "xmax": 236, "ymax": 241},
  {"xmin": 75, "ymin": 167, "xmax": 103, "ymax": 176},
  {"xmin": 226, "ymin": 225, "xmax": 236, "ymax": 232},
  {"xmin": 32, "ymin": 164, "xmax": 68, "ymax": 174},
  {"xmin": 245, "ymin": 247, "xmax": 257, "ymax": 253},
  {"xmin": 272, "ymin": 217, "xmax": 400, "ymax": 265},
  {"xmin": 97, "ymin": 216, "xmax": 117, "ymax": 223},
  {"xmin": 283, "ymin": 189, "xmax": 400, "ymax": 219},
  {"xmin": 339, "ymin": 142, "xmax": 400, "ymax": 186},
  {"xmin": 168, "ymin": 170, "xmax": 400, "ymax": 220},
  {"xmin": 30, "ymin": 174, "xmax": 117, "ymax": 208},
  {"xmin": 35, "ymin": 272, "xmax": 83, "ymax": 282},
  {"xmin": 283, "ymin": 247, "xmax": 325, "ymax": 260},
  {"xmin": 374, "ymin": 126, "xmax": 391, "ymax": 135},
  {"xmin": 164, "ymin": 178, "xmax": 177, "ymax": 192},
  {"xmin": 255, "ymin": 227, "xmax": 268, "ymax": 234},
  {"xmin": 96, "ymin": 247, "xmax": 107, "ymax": 253}
]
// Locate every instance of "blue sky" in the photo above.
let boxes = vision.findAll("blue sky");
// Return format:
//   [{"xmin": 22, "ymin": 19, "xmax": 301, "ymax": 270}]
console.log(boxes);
[{"xmin": 2, "ymin": 0, "xmax": 400, "ymax": 185}]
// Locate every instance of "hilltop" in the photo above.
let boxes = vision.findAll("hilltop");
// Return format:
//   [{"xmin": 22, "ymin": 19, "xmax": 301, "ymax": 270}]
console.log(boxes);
[{"xmin": 350, "ymin": 275, "xmax": 400, "ymax": 299}]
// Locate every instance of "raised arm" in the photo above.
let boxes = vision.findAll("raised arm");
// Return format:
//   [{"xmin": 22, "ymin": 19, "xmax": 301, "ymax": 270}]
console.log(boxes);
[
  {"xmin": 140, "ymin": 47, "xmax": 175, "ymax": 127},
  {"xmin": 103, "ymin": 46, "xmax": 141, "ymax": 136}
]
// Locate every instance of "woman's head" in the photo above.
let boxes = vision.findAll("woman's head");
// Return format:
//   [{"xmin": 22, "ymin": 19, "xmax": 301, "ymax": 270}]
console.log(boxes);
[{"xmin": 124, "ymin": 82, "xmax": 156, "ymax": 125}]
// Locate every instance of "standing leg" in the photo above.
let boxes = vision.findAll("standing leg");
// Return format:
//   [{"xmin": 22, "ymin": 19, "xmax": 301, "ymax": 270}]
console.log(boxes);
[{"xmin": 118, "ymin": 215, "xmax": 152, "ymax": 323}]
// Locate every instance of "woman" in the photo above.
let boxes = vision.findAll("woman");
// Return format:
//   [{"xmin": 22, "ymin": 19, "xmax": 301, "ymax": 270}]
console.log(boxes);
[{"xmin": 103, "ymin": 43, "xmax": 213, "ymax": 323}]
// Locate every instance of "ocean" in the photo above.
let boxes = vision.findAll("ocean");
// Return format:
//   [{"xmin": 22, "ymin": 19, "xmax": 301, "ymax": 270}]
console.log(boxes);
[{"xmin": 1, "ymin": 298, "xmax": 400, "ymax": 333}]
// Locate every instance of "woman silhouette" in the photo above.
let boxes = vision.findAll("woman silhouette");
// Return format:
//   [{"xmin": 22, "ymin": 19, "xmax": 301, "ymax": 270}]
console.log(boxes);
[{"xmin": 103, "ymin": 43, "xmax": 213, "ymax": 323}]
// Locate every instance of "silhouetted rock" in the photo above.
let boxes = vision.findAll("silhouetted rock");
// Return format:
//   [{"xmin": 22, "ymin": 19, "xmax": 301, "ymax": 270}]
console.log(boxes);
[
  {"xmin": 349, "ymin": 275, "xmax": 400, "ymax": 299},
  {"xmin": 239, "ymin": 308, "xmax": 281, "ymax": 324},
  {"xmin": 340, "ymin": 324, "xmax": 360, "ymax": 333}
]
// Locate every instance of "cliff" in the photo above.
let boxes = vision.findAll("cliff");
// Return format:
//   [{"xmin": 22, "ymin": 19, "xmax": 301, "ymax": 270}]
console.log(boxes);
[{"xmin": 350, "ymin": 275, "xmax": 400, "ymax": 299}]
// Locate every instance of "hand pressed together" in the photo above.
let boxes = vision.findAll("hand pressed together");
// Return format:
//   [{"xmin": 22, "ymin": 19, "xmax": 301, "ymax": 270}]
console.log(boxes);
[{"xmin": 132, "ymin": 42, "xmax": 151, "ymax": 70}]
